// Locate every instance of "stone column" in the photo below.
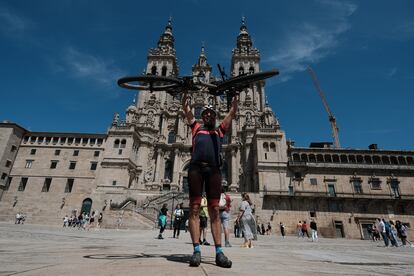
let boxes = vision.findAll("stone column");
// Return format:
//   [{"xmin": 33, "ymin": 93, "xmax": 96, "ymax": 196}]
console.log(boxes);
[
  {"xmin": 171, "ymin": 149, "xmax": 181, "ymax": 191},
  {"xmin": 153, "ymin": 148, "xmax": 163, "ymax": 190},
  {"xmin": 229, "ymin": 148, "xmax": 239, "ymax": 192}
]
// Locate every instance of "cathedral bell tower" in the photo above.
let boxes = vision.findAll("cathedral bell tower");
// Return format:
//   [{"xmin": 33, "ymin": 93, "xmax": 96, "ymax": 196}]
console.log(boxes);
[{"xmin": 231, "ymin": 17, "xmax": 263, "ymax": 112}]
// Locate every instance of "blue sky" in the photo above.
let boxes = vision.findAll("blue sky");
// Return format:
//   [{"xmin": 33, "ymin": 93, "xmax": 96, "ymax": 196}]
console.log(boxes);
[{"xmin": 0, "ymin": 0, "xmax": 413, "ymax": 150}]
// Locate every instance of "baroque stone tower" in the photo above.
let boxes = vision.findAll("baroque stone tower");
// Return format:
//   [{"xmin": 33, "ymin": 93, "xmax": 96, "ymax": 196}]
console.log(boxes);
[{"xmin": 100, "ymin": 18, "xmax": 287, "ymax": 195}]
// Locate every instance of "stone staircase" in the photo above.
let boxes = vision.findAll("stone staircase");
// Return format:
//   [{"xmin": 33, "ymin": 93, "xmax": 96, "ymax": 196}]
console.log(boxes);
[{"xmin": 109, "ymin": 191, "xmax": 189, "ymax": 229}]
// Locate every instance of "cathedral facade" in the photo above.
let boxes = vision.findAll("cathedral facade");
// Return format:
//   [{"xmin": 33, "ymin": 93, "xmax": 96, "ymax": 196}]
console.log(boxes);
[{"xmin": 1, "ymin": 20, "xmax": 413, "ymax": 239}]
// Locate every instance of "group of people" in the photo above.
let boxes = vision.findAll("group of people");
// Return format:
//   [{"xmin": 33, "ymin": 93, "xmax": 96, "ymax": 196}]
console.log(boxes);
[
  {"xmin": 15, "ymin": 213, "xmax": 25, "ymax": 224},
  {"xmin": 373, "ymin": 218, "xmax": 412, "ymax": 247},
  {"xmin": 296, "ymin": 220, "xmax": 318, "ymax": 242},
  {"xmin": 63, "ymin": 210, "xmax": 103, "ymax": 230},
  {"xmin": 257, "ymin": 222, "xmax": 272, "ymax": 235}
]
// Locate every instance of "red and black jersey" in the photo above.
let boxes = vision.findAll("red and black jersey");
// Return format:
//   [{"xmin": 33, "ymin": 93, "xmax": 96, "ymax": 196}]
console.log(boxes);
[{"xmin": 190, "ymin": 121, "xmax": 227, "ymax": 166}]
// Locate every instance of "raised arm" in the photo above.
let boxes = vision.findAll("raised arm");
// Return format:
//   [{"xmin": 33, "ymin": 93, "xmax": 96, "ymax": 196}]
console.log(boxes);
[
  {"xmin": 182, "ymin": 92, "xmax": 195, "ymax": 125},
  {"xmin": 221, "ymin": 94, "xmax": 239, "ymax": 130}
]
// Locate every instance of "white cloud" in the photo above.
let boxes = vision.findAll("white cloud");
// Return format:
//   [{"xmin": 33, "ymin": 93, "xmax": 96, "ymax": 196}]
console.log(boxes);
[
  {"xmin": 265, "ymin": 1, "xmax": 357, "ymax": 82},
  {"xmin": 0, "ymin": 6, "xmax": 31, "ymax": 38},
  {"xmin": 61, "ymin": 47, "xmax": 125, "ymax": 87}
]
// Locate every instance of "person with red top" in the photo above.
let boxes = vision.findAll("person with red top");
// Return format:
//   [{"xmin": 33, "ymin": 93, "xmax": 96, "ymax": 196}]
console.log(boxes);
[
  {"xmin": 182, "ymin": 92, "xmax": 238, "ymax": 268},
  {"xmin": 302, "ymin": 221, "xmax": 310, "ymax": 238},
  {"xmin": 219, "ymin": 187, "xmax": 232, "ymax": 247}
]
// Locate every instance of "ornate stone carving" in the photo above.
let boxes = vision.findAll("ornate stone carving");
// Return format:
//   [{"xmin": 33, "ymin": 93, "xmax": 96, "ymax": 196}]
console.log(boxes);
[
  {"xmin": 112, "ymin": 113, "xmax": 119, "ymax": 126},
  {"xmin": 144, "ymin": 169, "xmax": 153, "ymax": 183},
  {"xmin": 145, "ymin": 111, "xmax": 155, "ymax": 127}
]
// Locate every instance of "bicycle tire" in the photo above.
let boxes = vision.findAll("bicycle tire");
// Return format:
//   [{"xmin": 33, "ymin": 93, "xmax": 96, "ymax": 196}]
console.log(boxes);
[
  {"xmin": 117, "ymin": 75, "xmax": 183, "ymax": 91},
  {"xmin": 215, "ymin": 69, "xmax": 279, "ymax": 91}
]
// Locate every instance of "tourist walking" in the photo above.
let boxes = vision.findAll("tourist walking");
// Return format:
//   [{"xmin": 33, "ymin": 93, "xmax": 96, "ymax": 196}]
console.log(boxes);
[
  {"xmin": 387, "ymin": 220, "xmax": 398, "ymax": 247},
  {"xmin": 158, "ymin": 203, "xmax": 168, "ymax": 239},
  {"xmin": 87, "ymin": 211, "xmax": 95, "ymax": 230},
  {"xmin": 199, "ymin": 195, "xmax": 210, "ymax": 245},
  {"xmin": 236, "ymin": 192, "xmax": 256, "ymax": 249},
  {"xmin": 173, "ymin": 203, "xmax": 184, "ymax": 239},
  {"xmin": 310, "ymin": 219, "xmax": 318, "ymax": 242},
  {"xmin": 97, "ymin": 212, "xmax": 103, "ymax": 228},
  {"xmin": 266, "ymin": 222, "xmax": 272, "ymax": 235},
  {"xmin": 219, "ymin": 188, "xmax": 232, "ymax": 247},
  {"xmin": 182, "ymin": 92, "xmax": 238, "ymax": 268},
  {"xmin": 234, "ymin": 220, "xmax": 240, "ymax": 238},
  {"xmin": 280, "ymin": 222, "xmax": 286, "ymax": 238},
  {"xmin": 297, "ymin": 221, "xmax": 303, "ymax": 238},
  {"xmin": 15, "ymin": 213, "xmax": 21, "ymax": 224},
  {"xmin": 302, "ymin": 221, "xmax": 310, "ymax": 238},
  {"xmin": 377, "ymin": 218, "xmax": 389, "ymax": 247},
  {"xmin": 63, "ymin": 215, "xmax": 69, "ymax": 227}
]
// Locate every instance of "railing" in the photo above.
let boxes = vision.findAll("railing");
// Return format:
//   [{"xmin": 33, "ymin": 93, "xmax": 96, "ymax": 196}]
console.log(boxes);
[
  {"xmin": 138, "ymin": 191, "xmax": 188, "ymax": 227},
  {"xmin": 261, "ymin": 189, "xmax": 414, "ymax": 200}
]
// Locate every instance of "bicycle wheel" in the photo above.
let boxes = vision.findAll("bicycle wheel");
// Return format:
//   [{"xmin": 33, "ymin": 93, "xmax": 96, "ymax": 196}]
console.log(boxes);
[
  {"xmin": 215, "ymin": 69, "xmax": 279, "ymax": 92},
  {"xmin": 117, "ymin": 75, "xmax": 183, "ymax": 91}
]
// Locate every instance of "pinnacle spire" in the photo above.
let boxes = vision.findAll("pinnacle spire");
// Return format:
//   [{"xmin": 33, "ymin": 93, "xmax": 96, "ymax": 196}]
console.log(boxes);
[
  {"xmin": 192, "ymin": 43, "xmax": 211, "ymax": 76},
  {"xmin": 240, "ymin": 16, "xmax": 248, "ymax": 34},
  {"xmin": 157, "ymin": 18, "xmax": 175, "ymax": 49},
  {"xmin": 236, "ymin": 16, "xmax": 253, "ymax": 50},
  {"xmin": 197, "ymin": 43, "xmax": 208, "ymax": 67}
]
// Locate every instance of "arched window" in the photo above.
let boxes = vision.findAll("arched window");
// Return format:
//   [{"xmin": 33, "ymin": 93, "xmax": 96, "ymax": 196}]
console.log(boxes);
[
  {"xmin": 309, "ymin": 154, "xmax": 316, "ymax": 162},
  {"xmin": 164, "ymin": 160, "xmax": 173, "ymax": 182},
  {"xmin": 182, "ymin": 163, "xmax": 190, "ymax": 193},
  {"xmin": 161, "ymin": 66, "xmax": 167, "ymax": 76},
  {"xmin": 292, "ymin": 154, "xmax": 300, "ymax": 162},
  {"xmin": 398, "ymin": 156, "xmax": 407, "ymax": 165},
  {"xmin": 382, "ymin": 156, "xmax": 390, "ymax": 165},
  {"xmin": 249, "ymin": 66, "xmax": 255, "ymax": 74},
  {"xmin": 81, "ymin": 198, "xmax": 92, "ymax": 215},
  {"xmin": 390, "ymin": 156, "xmax": 398, "ymax": 165},
  {"xmin": 270, "ymin": 143, "xmax": 276, "ymax": 152},
  {"xmin": 300, "ymin": 154, "xmax": 308, "ymax": 162},
  {"xmin": 151, "ymin": 66, "xmax": 157, "ymax": 75},
  {"xmin": 373, "ymin": 156, "xmax": 381, "ymax": 164},
  {"xmin": 114, "ymin": 139, "xmax": 120, "ymax": 148},
  {"xmin": 263, "ymin": 142, "xmax": 269, "ymax": 152},
  {"xmin": 317, "ymin": 154, "xmax": 324, "ymax": 162},
  {"xmin": 120, "ymin": 139, "xmax": 126, "ymax": 148},
  {"xmin": 239, "ymin": 66, "xmax": 244, "ymax": 75},
  {"xmin": 168, "ymin": 131, "xmax": 176, "ymax": 144},
  {"xmin": 364, "ymin": 155, "xmax": 372, "ymax": 164},
  {"xmin": 246, "ymin": 112, "xmax": 252, "ymax": 123}
]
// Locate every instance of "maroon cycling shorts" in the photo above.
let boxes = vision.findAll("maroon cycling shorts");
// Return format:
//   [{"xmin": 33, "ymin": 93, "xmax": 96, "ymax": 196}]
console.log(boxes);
[{"xmin": 188, "ymin": 163, "xmax": 221, "ymax": 207}]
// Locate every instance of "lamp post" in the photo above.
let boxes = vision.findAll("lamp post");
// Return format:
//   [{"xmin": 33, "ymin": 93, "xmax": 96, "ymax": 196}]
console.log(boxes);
[{"xmin": 171, "ymin": 194, "xmax": 175, "ymax": 230}]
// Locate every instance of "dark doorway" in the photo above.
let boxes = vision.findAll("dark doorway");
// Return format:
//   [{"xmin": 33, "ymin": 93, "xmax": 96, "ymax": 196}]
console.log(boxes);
[
  {"xmin": 335, "ymin": 221, "xmax": 344, "ymax": 238},
  {"xmin": 81, "ymin": 198, "xmax": 92, "ymax": 215},
  {"xmin": 182, "ymin": 176, "xmax": 188, "ymax": 193}
]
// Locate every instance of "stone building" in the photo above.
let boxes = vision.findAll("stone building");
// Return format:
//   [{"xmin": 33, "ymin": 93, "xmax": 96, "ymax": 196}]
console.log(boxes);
[{"xmin": 0, "ymin": 19, "xmax": 413, "ymax": 239}]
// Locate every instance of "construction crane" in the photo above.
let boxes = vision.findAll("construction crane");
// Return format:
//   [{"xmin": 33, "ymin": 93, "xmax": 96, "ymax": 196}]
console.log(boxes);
[{"xmin": 307, "ymin": 66, "xmax": 341, "ymax": 148}]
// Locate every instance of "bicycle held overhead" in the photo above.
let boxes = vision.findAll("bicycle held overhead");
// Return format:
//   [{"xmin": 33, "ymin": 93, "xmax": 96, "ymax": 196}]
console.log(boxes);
[{"xmin": 117, "ymin": 64, "xmax": 279, "ymax": 110}]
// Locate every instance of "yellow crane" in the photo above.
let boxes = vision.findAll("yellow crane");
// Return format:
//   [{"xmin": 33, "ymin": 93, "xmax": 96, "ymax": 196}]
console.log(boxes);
[{"xmin": 307, "ymin": 66, "xmax": 341, "ymax": 148}]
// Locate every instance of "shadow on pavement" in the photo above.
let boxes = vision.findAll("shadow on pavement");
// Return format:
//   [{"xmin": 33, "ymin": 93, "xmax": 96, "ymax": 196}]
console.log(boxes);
[{"xmin": 83, "ymin": 253, "xmax": 190, "ymax": 264}]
